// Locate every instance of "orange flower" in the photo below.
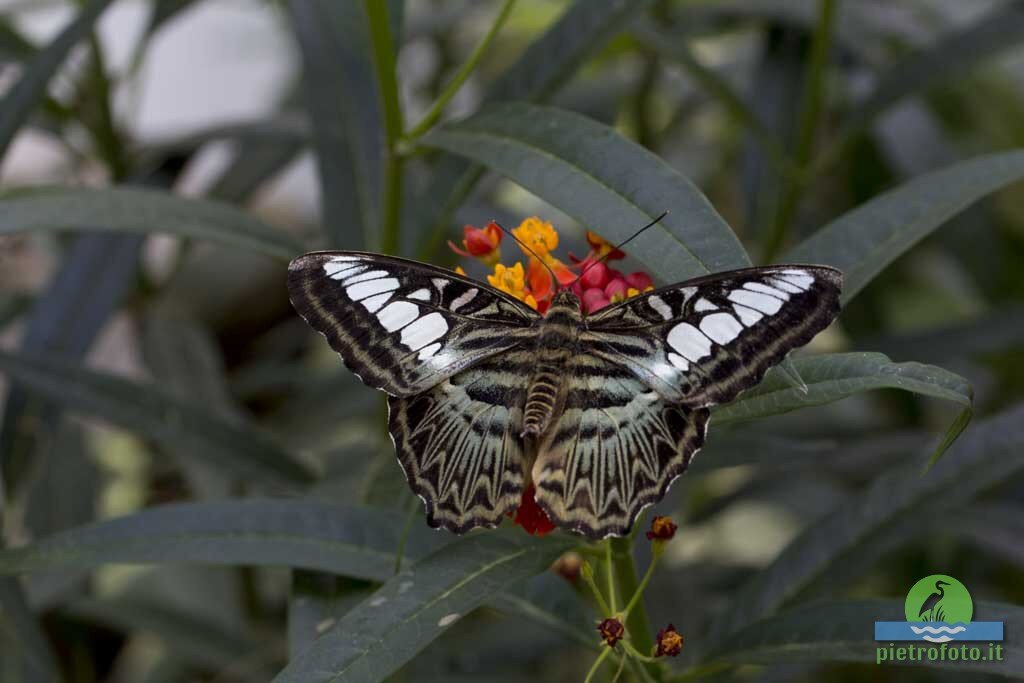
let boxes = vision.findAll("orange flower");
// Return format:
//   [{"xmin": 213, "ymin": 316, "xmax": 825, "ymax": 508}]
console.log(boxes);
[
  {"xmin": 585, "ymin": 230, "xmax": 625, "ymax": 261},
  {"xmin": 486, "ymin": 262, "xmax": 538, "ymax": 310},
  {"xmin": 448, "ymin": 222, "xmax": 502, "ymax": 264}
]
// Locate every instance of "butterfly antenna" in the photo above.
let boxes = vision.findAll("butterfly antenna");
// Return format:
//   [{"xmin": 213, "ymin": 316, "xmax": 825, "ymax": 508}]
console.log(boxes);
[
  {"xmin": 491, "ymin": 220, "xmax": 559, "ymax": 287},
  {"xmin": 573, "ymin": 210, "xmax": 669, "ymax": 285}
]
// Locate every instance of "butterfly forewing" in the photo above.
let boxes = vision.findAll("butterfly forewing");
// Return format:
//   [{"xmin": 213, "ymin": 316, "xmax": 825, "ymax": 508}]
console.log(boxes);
[
  {"xmin": 388, "ymin": 350, "xmax": 532, "ymax": 532},
  {"xmin": 582, "ymin": 265, "xmax": 841, "ymax": 407},
  {"xmin": 531, "ymin": 353, "xmax": 709, "ymax": 538},
  {"xmin": 287, "ymin": 251, "xmax": 539, "ymax": 396}
]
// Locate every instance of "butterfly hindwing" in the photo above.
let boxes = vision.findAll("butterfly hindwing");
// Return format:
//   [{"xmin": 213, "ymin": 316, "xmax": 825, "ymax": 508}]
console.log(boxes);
[
  {"xmin": 531, "ymin": 353, "xmax": 709, "ymax": 538},
  {"xmin": 582, "ymin": 265, "xmax": 841, "ymax": 407},
  {"xmin": 388, "ymin": 350, "xmax": 532, "ymax": 533},
  {"xmin": 288, "ymin": 251, "xmax": 539, "ymax": 396}
]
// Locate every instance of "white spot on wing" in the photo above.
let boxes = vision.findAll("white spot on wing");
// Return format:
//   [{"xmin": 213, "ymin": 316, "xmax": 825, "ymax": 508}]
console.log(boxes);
[
  {"xmin": 344, "ymin": 269, "xmax": 390, "ymax": 284},
  {"xmin": 694, "ymin": 298, "xmax": 716, "ymax": 312},
  {"xmin": 667, "ymin": 352, "xmax": 689, "ymax": 371},
  {"xmin": 432, "ymin": 278, "xmax": 450, "ymax": 292},
  {"xmin": 347, "ymin": 278, "xmax": 399, "ymax": 301},
  {"xmin": 649, "ymin": 295, "xmax": 672, "ymax": 320},
  {"xmin": 417, "ymin": 342, "xmax": 442, "ymax": 359},
  {"xmin": 700, "ymin": 312, "xmax": 743, "ymax": 344},
  {"xmin": 401, "ymin": 312, "xmax": 448, "ymax": 350},
  {"xmin": 729, "ymin": 289, "xmax": 782, "ymax": 314},
  {"xmin": 324, "ymin": 261, "xmax": 363, "ymax": 279},
  {"xmin": 450, "ymin": 288, "xmax": 478, "ymax": 311},
  {"xmin": 744, "ymin": 282, "xmax": 789, "ymax": 299},
  {"xmin": 777, "ymin": 271, "xmax": 814, "ymax": 290},
  {"xmin": 769, "ymin": 277, "xmax": 804, "ymax": 294},
  {"xmin": 361, "ymin": 292, "xmax": 391, "ymax": 313},
  {"xmin": 378, "ymin": 301, "xmax": 419, "ymax": 332},
  {"xmin": 408, "ymin": 288, "xmax": 431, "ymax": 301},
  {"xmin": 437, "ymin": 613, "xmax": 460, "ymax": 628},
  {"xmin": 733, "ymin": 303, "xmax": 764, "ymax": 326},
  {"xmin": 667, "ymin": 323, "xmax": 713, "ymax": 361}
]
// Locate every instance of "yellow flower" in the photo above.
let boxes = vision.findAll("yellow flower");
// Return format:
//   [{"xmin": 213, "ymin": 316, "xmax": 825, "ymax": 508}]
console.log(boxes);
[
  {"xmin": 488, "ymin": 262, "xmax": 539, "ymax": 310},
  {"xmin": 512, "ymin": 217, "xmax": 559, "ymax": 260}
]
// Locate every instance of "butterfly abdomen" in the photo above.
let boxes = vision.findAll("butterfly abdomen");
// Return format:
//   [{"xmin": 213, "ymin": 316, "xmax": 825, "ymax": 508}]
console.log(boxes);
[{"xmin": 521, "ymin": 292, "xmax": 583, "ymax": 438}]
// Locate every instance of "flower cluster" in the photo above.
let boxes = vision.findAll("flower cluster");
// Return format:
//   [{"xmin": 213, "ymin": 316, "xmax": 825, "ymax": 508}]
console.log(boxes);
[
  {"xmin": 451, "ymin": 217, "xmax": 654, "ymax": 316},
  {"xmin": 655, "ymin": 623, "xmax": 684, "ymax": 657}
]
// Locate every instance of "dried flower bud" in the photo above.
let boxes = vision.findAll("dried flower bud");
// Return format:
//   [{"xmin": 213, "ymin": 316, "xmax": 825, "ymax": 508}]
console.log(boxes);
[
  {"xmin": 646, "ymin": 515, "xmax": 677, "ymax": 541},
  {"xmin": 654, "ymin": 624, "xmax": 684, "ymax": 657},
  {"xmin": 597, "ymin": 617, "xmax": 625, "ymax": 647}
]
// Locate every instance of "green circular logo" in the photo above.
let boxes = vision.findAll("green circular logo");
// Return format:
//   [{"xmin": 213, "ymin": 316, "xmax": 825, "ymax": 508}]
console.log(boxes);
[{"xmin": 904, "ymin": 574, "xmax": 972, "ymax": 624}]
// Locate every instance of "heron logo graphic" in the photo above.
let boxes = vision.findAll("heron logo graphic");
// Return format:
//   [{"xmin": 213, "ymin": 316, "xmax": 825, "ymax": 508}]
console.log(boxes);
[{"xmin": 874, "ymin": 574, "xmax": 1004, "ymax": 645}]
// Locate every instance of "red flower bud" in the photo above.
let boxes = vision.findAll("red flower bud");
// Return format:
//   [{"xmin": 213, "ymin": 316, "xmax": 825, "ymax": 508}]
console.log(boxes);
[
  {"xmin": 511, "ymin": 484, "xmax": 555, "ymax": 536},
  {"xmin": 646, "ymin": 515, "xmax": 677, "ymax": 541},
  {"xmin": 582, "ymin": 288, "xmax": 610, "ymax": 313},
  {"xmin": 580, "ymin": 261, "xmax": 609, "ymax": 289},
  {"xmin": 604, "ymin": 278, "xmax": 628, "ymax": 301},
  {"xmin": 625, "ymin": 271, "xmax": 653, "ymax": 291},
  {"xmin": 448, "ymin": 222, "xmax": 502, "ymax": 264}
]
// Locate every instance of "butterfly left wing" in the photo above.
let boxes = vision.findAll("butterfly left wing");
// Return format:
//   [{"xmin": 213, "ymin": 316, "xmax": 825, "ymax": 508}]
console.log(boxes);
[
  {"xmin": 288, "ymin": 251, "xmax": 540, "ymax": 396},
  {"xmin": 389, "ymin": 350, "xmax": 533, "ymax": 533},
  {"xmin": 581, "ymin": 265, "xmax": 841, "ymax": 407},
  {"xmin": 531, "ymin": 354, "xmax": 708, "ymax": 538}
]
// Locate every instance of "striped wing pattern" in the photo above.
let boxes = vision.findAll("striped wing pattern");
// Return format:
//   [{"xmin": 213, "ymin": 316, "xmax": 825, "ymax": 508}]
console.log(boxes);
[
  {"xmin": 287, "ymin": 251, "xmax": 538, "ymax": 396},
  {"xmin": 583, "ymin": 265, "xmax": 841, "ymax": 407},
  {"xmin": 532, "ymin": 355, "xmax": 709, "ymax": 538},
  {"xmin": 388, "ymin": 351, "xmax": 531, "ymax": 533}
]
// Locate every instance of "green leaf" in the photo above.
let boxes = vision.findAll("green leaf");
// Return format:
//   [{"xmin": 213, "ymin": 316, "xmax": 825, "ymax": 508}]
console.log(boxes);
[
  {"xmin": 0, "ymin": 0, "xmax": 116, "ymax": 158},
  {"xmin": 713, "ymin": 352, "xmax": 973, "ymax": 436},
  {"xmin": 784, "ymin": 150, "xmax": 1024, "ymax": 305},
  {"xmin": 412, "ymin": 0, "xmax": 654, "ymax": 255},
  {"xmin": 704, "ymin": 599, "xmax": 1024, "ymax": 676},
  {"xmin": 0, "ymin": 578, "xmax": 61, "ymax": 683},
  {"xmin": 423, "ymin": 102, "xmax": 750, "ymax": 283},
  {"xmin": 0, "ymin": 187, "xmax": 304, "ymax": 260},
  {"xmin": 288, "ymin": 1, "xmax": 383, "ymax": 249},
  {"xmin": 842, "ymin": 4, "xmax": 1024, "ymax": 139},
  {"xmin": 272, "ymin": 533, "xmax": 576, "ymax": 683},
  {"xmin": 947, "ymin": 503, "xmax": 1024, "ymax": 572},
  {"xmin": 0, "ymin": 349, "xmax": 314, "ymax": 486},
  {"xmin": 0, "ymin": 499, "xmax": 445, "ymax": 582},
  {"xmin": 711, "ymin": 404, "xmax": 1024, "ymax": 640}
]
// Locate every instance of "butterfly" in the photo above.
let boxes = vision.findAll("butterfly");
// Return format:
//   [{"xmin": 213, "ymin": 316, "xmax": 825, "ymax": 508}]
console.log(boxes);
[{"xmin": 287, "ymin": 250, "xmax": 841, "ymax": 539}]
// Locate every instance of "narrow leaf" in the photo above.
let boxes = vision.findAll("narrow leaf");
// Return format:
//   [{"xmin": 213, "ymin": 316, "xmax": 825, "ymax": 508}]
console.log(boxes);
[
  {"xmin": 0, "ymin": 349, "xmax": 314, "ymax": 486},
  {"xmin": 272, "ymin": 533, "xmax": 576, "ymax": 683},
  {"xmin": 0, "ymin": 187, "xmax": 304, "ymax": 260},
  {"xmin": 0, "ymin": 578, "xmax": 61, "ymax": 683},
  {"xmin": 0, "ymin": 0, "xmax": 115, "ymax": 158},
  {"xmin": 711, "ymin": 404, "xmax": 1024, "ymax": 639},
  {"xmin": 785, "ymin": 150, "xmax": 1024, "ymax": 305},
  {"xmin": 0, "ymin": 499, "xmax": 444, "ymax": 581},
  {"xmin": 705, "ymin": 599, "xmax": 1024, "ymax": 676},
  {"xmin": 423, "ymin": 102, "xmax": 750, "ymax": 283}
]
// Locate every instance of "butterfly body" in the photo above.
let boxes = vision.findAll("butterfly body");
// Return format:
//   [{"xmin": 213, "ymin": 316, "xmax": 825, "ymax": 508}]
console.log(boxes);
[
  {"xmin": 522, "ymin": 289, "xmax": 583, "ymax": 438},
  {"xmin": 288, "ymin": 250, "xmax": 842, "ymax": 538}
]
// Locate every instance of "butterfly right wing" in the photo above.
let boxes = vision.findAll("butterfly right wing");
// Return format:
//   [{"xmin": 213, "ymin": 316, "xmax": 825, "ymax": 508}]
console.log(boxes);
[
  {"xmin": 388, "ymin": 350, "xmax": 533, "ymax": 533},
  {"xmin": 288, "ymin": 251, "xmax": 540, "ymax": 396}
]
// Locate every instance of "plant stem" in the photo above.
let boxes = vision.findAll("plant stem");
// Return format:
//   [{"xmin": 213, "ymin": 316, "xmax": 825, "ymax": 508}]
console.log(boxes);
[
  {"xmin": 584, "ymin": 647, "xmax": 614, "ymax": 683},
  {"xmin": 610, "ymin": 536, "xmax": 660, "ymax": 680},
  {"xmin": 581, "ymin": 562, "xmax": 613, "ymax": 616},
  {"xmin": 363, "ymin": 0, "xmax": 404, "ymax": 254},
  {"xmin": 605, "ymin": 538, "xmax": 618, "ymax": 612},
  {"xmin": 405, "ymin": 0, "xmax": 517, "ymax": 141},
  {"xmin": 761, "ymin": 0, "xmax": 838, "ymax": 263}
]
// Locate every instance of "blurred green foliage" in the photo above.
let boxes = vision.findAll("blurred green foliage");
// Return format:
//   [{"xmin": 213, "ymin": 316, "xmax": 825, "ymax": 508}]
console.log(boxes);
[{"xmin": 1, "ymin": 1, "xmax": 1024, "ymax": 681}]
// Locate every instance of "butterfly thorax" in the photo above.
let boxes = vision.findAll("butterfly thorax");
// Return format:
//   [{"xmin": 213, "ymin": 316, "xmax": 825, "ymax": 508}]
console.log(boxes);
[{"xmin": 521, "ymin": 290, "xmax": 583, "ymax": 439}]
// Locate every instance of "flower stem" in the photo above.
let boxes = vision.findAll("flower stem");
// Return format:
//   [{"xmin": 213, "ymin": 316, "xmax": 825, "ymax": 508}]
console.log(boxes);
[
  {"xmin": 605, "ymin": 539, "xmax": 617, "ymax": 613},
  {"xmin": 362, "ymin": 0, "xmax": 404, "ymax": 254},
  {"xmin": 761, "ymin": 0, "xmax": 838, "ymax": 263},
  {"xmin": 404, "ymin": 0, "xmax": 517, "ymax": 141},
  {"xmin": 581, "ymin": 562, "xmax": 613, "ymax": 616},
  {"xmin": 583, "ymin": 647, "xmax": 614, "ymax": 683},
  {"xmin": 610, "ymin": 536, "xmax": 660, "ymax": 680}
]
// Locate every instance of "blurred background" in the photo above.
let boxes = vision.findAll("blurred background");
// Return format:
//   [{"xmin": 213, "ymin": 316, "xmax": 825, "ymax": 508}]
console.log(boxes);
[{"xmin": 1, "ymin": 0, "xmax": 1024, "ymax": 681}]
